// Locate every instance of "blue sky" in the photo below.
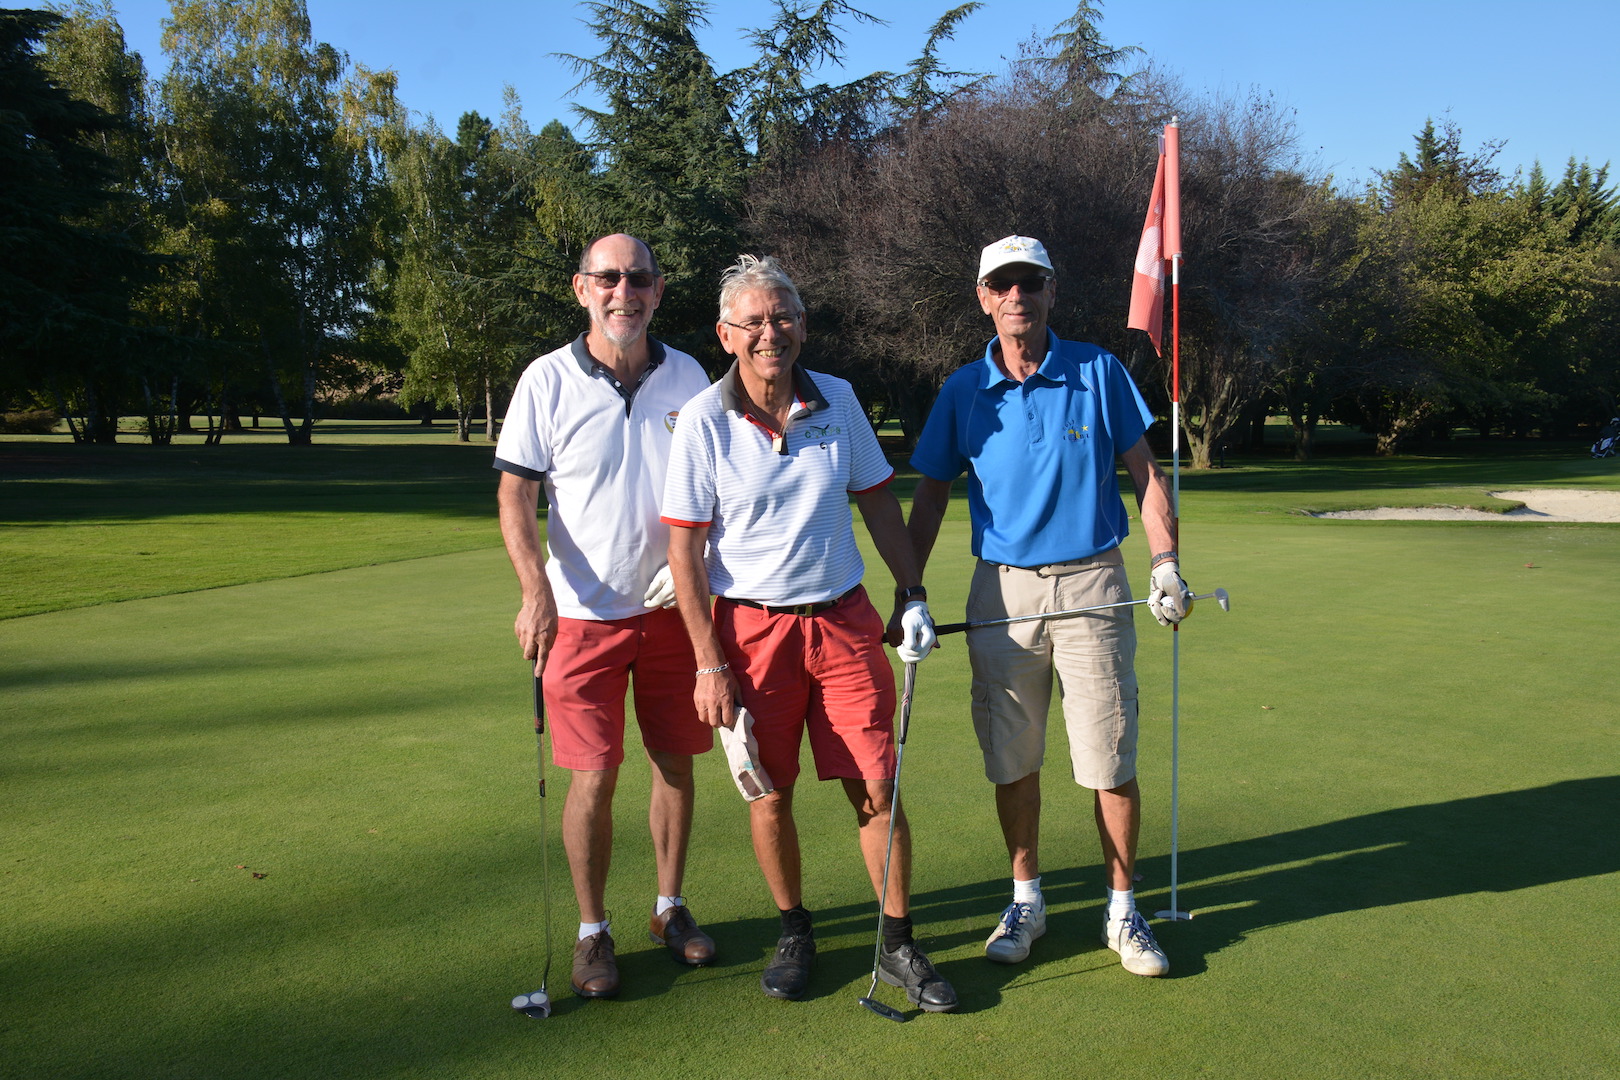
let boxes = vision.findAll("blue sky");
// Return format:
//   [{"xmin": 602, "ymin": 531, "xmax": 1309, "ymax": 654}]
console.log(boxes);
[{"xmin": 106, "ymin": 0, "xmax": 1617, "ymax": 190}]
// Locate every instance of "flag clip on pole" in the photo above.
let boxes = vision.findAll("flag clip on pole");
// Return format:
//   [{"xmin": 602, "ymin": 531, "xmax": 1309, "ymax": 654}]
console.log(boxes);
[{"xmin": 1155, "ymin": 118, "xmax": 1191, "ymax": 923}]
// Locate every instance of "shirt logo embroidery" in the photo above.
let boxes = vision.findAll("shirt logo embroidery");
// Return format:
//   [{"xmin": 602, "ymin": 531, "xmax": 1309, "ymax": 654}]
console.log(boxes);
[
  {"xmin": 664, "ymin": 410, "xmax": 679, "ymax": 433},
  {"xmin": 1065, "ymin": 425, "xmax": 1091, "ymax": 441}
]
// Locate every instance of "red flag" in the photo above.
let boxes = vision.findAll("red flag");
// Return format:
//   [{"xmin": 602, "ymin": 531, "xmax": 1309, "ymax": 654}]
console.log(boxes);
[{"xmin": 1127, "ymin": 145, "xmax": 1167, "ymax": 355}]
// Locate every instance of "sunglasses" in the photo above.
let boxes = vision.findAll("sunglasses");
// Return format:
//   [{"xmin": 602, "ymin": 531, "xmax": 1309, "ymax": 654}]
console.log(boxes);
[
  {"xmin": 980, "ymin": 273, "xmax": 1051, "ymax": 295},
  {"xmin": 581, "ymin": 270, "xmax": 660, "ymax": 289}
]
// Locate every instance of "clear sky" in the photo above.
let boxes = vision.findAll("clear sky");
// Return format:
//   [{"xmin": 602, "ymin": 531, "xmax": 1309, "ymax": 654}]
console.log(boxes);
[{"xmin": 105, "ymin": 0, "xmax": 1617, "ymax": 190}]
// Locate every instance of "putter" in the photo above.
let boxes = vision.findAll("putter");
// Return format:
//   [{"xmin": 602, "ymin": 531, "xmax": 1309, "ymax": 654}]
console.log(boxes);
[
  {"xmin": 934, "ymin": 588, "xmax": 1230, "ymax": 635},
  {"xmin": 512, "ymin": 668, "xmax": 554, "ymax": 1019},
  {"xmin": 858, "ymin": 660, "xmax": 916, "ymax": 1023}
]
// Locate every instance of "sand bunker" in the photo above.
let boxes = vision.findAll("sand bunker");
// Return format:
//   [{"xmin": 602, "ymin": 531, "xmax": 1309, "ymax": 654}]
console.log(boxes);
[{"xmin": 1314, "ymin": 489, "xmax": 1620, "ymax": 522}]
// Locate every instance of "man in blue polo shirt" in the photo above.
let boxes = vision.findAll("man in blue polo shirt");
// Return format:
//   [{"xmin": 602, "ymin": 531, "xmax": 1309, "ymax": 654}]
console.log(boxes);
[{"xmin": 903, "ymin": 235, "xmax": 1193, "ymax": 978}]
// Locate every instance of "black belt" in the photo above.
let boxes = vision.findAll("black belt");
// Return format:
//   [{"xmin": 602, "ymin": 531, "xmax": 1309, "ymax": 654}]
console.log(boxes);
[{"xmin": 724, "ymin": 585, "xmax": 859, "ymax": 617}]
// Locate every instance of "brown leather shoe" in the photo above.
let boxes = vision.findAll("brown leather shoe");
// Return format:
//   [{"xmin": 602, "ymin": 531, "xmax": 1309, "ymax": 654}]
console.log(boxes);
[
  {"xmin": 649, "ymin": 904, "xmax": 716, "ymax": 966},
  {"xmin": 571, "ymin": 930, "xmax": 619, "ymax": 997}
]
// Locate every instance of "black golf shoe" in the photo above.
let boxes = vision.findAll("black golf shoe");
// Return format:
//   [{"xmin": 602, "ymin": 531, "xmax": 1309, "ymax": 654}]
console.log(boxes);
[
  {"xmin": 760, "ymin": 930, "xmax": 815, "ymax": 1000},
  {"xmin": 878, "ymin": 942, "xmax": 957, "ymax": 1013}
]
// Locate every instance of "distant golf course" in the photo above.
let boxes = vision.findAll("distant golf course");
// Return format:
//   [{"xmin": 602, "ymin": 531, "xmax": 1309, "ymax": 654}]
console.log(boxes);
[{"xmin": 3, "ymin": 423, "xmax": 1616, "ymax": 1079}]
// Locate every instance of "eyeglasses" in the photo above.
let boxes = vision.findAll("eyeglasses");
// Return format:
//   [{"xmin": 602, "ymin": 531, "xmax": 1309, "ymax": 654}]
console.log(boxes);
[
  {"xmin": 979, "ymin": 273, "xmax": 1051, "ymax": 295},
  {"xmin": 581, "ymin": 270, "xmax": 660, "ymax": 290},
  {"xmin": 721, "ymin": 313, "xmax": 802, "ymax": 335}
]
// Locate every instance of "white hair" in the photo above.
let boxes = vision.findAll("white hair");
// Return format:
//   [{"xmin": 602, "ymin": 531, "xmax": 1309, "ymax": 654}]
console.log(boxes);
[{"xmin": 718, "ymin": 254, "xmax": 803, "ymax": 322}]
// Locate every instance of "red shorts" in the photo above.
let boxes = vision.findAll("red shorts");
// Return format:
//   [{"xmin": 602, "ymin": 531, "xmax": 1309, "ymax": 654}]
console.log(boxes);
[
  {"xmin": 715, "ymin": 586, "xmax": 896, "ymax": 785},
  {"xmin": 542, "ymin": 607, "xmax": 712, "ymax": 771}
]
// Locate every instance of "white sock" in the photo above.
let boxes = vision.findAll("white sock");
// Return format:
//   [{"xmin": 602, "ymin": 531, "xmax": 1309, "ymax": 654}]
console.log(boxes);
[
  {"xmin": 578, "ymin": 919, "xmax": 609, "ymax": 940},
  {"xmin": 655, "ymin": 895, "xmax": 683, "ymax": 916},
  {"xmin": 1107, "ymin": 887, "xmax": 1135, "ymax": 923},
  {"xmin": 1013, "ymin": 877, "xmax": 1042, "ymax": 906}
]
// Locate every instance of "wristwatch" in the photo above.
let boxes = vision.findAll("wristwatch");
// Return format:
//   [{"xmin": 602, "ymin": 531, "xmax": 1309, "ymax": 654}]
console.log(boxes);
[{"xmin": 895, "ymin": 585, "xmax": 928, "ymax": 602}]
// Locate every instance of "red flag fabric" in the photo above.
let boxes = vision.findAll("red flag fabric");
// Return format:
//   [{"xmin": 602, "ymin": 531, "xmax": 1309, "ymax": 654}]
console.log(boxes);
[{"xmin": 1126, "ymin": 148, "xmax": 1167, "ymax": 355}]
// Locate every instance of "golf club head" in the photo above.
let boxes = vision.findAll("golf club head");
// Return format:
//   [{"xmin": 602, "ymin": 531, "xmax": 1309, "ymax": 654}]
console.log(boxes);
[
  {"xmin": 512, "ymin": 991, "xmax": 551, "ymax": 1018},
  {"xmin": 1212, "ymin": 588, "xmax": 1230, "ymax": 611},
  {"xmin": 858, "ymin": 996, "xmax": 908, "ymax": 1023}
]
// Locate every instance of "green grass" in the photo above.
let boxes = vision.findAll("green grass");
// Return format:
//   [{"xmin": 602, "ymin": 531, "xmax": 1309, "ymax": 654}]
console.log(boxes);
[
  {"xmin": 0, "ymin": 424, "xmax": 502, "ymax": 618},
  {"xmin": 2, "ymin": 431, "xmax": 1618, "ymax": 1079}
]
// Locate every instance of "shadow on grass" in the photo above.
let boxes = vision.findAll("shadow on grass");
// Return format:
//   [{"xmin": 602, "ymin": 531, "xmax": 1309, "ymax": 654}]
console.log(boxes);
[{"xmin": 1120, "ymin": 775, "xmax": 1620, "ymax": 976}]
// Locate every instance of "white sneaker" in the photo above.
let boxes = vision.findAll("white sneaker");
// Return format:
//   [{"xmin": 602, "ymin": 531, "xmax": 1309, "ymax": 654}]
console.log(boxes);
[
  {"xmin": 985, "ymin": 900, "xmax": 1046, "ymax": 964},
  {"xmin": 1102, "ymin": 911, "xmax": 1169, "ymax": 977}
]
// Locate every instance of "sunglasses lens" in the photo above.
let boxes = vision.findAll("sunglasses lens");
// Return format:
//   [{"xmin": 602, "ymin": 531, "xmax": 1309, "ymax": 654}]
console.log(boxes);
[
  {"xmin": 985, "ymin": 274, "xmax": 1047, "ymax": 294},
  {"xmin": 589, "ymin": 271, "xmax": 656, "ymax": 288}
]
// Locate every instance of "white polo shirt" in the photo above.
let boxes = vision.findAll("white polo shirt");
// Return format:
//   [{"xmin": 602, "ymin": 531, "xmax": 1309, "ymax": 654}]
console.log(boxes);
[
  {"xmin": 495, "ymin": 334, "xmax": 710, "ymax": 621},
  {"xmin": 661, "ymin": 364, "xmax": 894, "ymax": 606}
]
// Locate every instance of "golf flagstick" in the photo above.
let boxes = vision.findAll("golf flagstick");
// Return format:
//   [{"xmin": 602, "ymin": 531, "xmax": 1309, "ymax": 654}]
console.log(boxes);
[
  {"xmin": 513, "ymin": 668, "xmax": 554, "ymax": 1018},
  {"xmin": 1155, "ymin": 119, "xmax": 1191, "ymax": 923}
]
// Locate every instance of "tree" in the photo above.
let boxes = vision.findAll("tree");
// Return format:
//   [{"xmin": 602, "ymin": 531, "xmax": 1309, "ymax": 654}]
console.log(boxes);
[
  {"xmin": 388, "ymin": 111, "xmax": 528, "ymax": 441},
  {"xmin": 563, "ymin": 0, "xmax": 748, "ymax": 358},
  {"xmin": 733, "ymin": 0, "xmax": 895, "ymax": 170},
  {"xmin": 1161, "ymin": 85, "xmax": 1325, "ymax": 468},
  {"xmin": 888, "ymin": 2, "xmax": 985, "ymax": 121},
  {"xmin": 1026, "ymin": 0, "xmax": 1141, "ymax": 104},
  {"xmin": 1, "ymin": 6, "xmax": 155, "ymax": 442},
  {"xmin": 152, "ymin": 0, "xmax": 394, "ymax": 444}
]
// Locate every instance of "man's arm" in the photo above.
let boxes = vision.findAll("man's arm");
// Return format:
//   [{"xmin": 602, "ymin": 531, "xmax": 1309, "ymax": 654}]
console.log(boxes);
[
  {"xmin": 1119, "ymin": 435, "xmax": 1176, "ymax": 555},
  {"xmin": 854, "ymin": 485, "xmax": 923, "ymax": 596},
  {"xmin": 878, "ymin": 476, "xmax": 953, "ymax": 645},
  {"xmin": 855, "ymin": 485, "xmax": 929, "ymax": 651},
  {"xmin": 668, "ymin": 523, "xmax": 736, "ymax": 729},
  {"xmin": 497, "ymin": 470, "xmax": 558, "ymax": 677},
  {"xmin": 906, "ymin": 475, "xmax": 953, "ymax": 578}
]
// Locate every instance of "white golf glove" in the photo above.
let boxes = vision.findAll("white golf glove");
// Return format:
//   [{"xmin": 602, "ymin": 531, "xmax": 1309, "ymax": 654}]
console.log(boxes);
[
  {"xmin": 897, "ymin": 600, "xmax": 936, "ymax": 663},
  {"xmin": 643, "ymin": 564, "xmax": 677, "ymax": 609},
  {"xmin": 1148, "ymin": 559, "xmax": 1192, "ymax": 626},
  {"xmin": 718, "ymin": 707, "xmax": 774, "ymax": 802}
]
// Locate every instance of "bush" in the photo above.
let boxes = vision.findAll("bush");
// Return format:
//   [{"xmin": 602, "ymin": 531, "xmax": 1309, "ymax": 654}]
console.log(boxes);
[{"xmin": 1, "ymin": 409, "xmax": 60, "ymax": 434}]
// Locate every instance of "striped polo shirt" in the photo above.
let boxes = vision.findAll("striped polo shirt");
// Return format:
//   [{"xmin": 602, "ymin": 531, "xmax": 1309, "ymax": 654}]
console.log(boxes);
[{"xmin": 661, "ymin": 363, "xmax": 894, "ymax": 606}]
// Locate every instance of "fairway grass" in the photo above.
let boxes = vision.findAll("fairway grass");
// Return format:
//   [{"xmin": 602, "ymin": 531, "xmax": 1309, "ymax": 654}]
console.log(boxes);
[{"xmin": 3, "ymin": 437, "xmax": 1618, "ymax": 1078}]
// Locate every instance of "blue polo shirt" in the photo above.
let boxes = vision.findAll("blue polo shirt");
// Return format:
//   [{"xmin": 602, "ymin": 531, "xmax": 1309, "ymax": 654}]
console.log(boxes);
[{"xmin": 910, "ymin": 330, "xmax": 1154, "ymax": 567}]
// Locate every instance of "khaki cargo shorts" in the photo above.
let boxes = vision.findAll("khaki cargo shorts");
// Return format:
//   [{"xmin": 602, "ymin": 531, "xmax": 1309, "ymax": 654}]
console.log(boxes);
[{"xmin": 965, "ymin": 551, "xmax": 1139, "ymax": 789}]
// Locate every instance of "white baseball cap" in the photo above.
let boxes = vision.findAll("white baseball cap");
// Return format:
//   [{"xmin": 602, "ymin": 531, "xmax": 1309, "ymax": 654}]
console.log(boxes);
[{"xmin": 978, "ymin": 235, "xmax": 1054, "ymax": 280}]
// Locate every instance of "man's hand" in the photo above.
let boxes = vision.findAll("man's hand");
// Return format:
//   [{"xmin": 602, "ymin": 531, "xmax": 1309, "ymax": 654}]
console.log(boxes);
[
  {"xmin": 515, "ymin": 597, "xmax": 558, "ymax": 677},
  {"xmin": 1148, "ymin": 559, "xmax": 1192, "ymax": 626},
  {"xmin": 643, "ymin": 564, "xmax": 678, "ymax": 609},
  {"xmin": 694, "ymin": 665, "xmax": 740, "ymax": 729},
  {"xmin": 897, "ymin": 600, "xmax": 936, "ymax": 663}
]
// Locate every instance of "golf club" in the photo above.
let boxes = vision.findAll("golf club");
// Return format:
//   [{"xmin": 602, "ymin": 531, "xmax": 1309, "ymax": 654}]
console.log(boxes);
[
  {"xmin": 857, "ymin": 660, "xmax": 917, "ymax": 1023},
  {"xmin": 512, "ymin": 668, "xmax": 554, "ymax": 1019},
  {"xmin": 934, "ymin": 587, "xmax": 1230, "ymax": 636}
]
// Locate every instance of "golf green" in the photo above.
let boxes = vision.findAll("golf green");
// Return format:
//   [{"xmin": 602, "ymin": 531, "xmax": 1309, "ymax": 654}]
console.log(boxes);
[{"xmin": 2, "ymin": 436, "xmax": 1617, "ymax": 1078}]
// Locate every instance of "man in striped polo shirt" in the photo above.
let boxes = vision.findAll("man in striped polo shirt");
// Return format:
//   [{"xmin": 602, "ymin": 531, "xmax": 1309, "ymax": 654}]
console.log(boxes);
[{"xmin": 662, "ymin": 255, "xmax": 955, "ymax": 1012}]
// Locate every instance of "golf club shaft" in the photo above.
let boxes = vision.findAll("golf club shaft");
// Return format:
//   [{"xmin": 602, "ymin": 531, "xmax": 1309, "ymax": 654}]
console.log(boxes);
[
  {"xmin": 935, "ymin": 590, "xmax": 1227, "ymax": 635},
  {"xmin": 533, "ymin": 670, "xmax": 552, "ymax": 999},
  {"xmin": 862, "ymin": 661, "xmax": 916, "ymax": 1009}
]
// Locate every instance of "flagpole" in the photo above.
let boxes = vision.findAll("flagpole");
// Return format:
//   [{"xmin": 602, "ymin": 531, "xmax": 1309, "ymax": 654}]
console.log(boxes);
[{"xmin": 1157, "ymin": 119, "xmax": 1190, "ymax": 923}]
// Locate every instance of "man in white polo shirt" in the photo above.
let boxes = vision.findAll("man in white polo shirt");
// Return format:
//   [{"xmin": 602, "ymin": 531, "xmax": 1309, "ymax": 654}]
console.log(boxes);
[
  {"xmin": 495, "ymin": 233, "xmax": 716, "ymax": 1000},
  {"xmin": 661, "ymin": 254, "xmax": 954, "ymax": 1012}
]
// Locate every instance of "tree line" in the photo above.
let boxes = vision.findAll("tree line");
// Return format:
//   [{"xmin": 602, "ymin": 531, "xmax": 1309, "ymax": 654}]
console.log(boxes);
[{"xmin": 3, "ymin": 0, "xmax": 1616, "ymax": 459}]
